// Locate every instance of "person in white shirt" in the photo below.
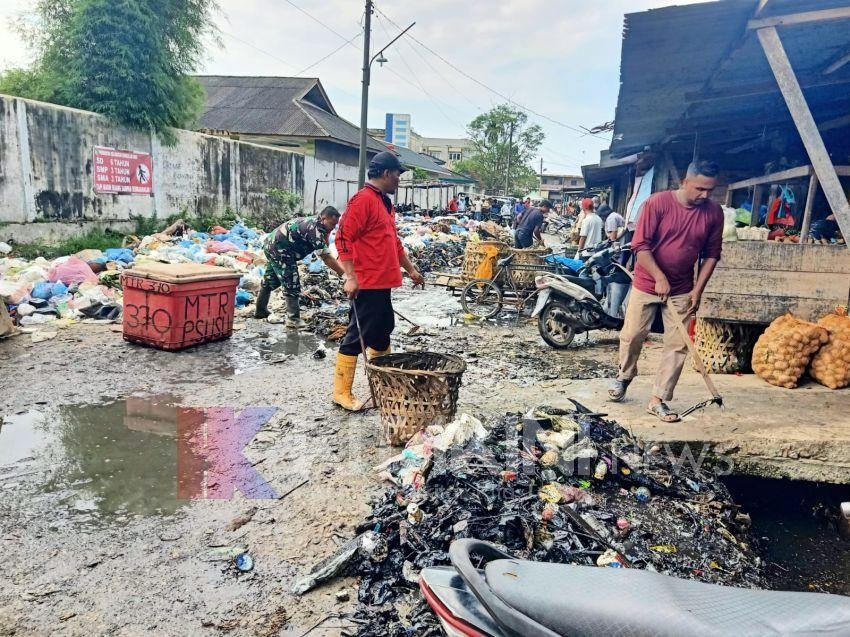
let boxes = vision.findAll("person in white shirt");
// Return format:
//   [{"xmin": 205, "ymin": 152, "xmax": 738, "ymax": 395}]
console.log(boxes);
[
  {"xmin": 473, "ymin": 197, "xmax": 483, "ymax": 221},
  {"xmin": 577, "ymin": 207, "xmax": 604, "ymax": 255},
  {"xmin": 605, "ymin": 210, "xmax": 625, "ymax": 242},
  {"xmin": 458, "ymin": 197, "xmax": 467, "ymax": 213}
]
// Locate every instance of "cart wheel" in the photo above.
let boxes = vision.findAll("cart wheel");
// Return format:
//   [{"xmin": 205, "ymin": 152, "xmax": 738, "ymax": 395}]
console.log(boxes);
[{"xmin": 461, "ymin": 279, "xmax": 503, "ymax": 319}]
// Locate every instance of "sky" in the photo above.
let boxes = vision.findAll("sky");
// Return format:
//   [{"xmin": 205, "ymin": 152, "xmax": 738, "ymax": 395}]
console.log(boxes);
[{"xmin": 0, "ymin": 0, "xmax": 706, "ymax": 175}]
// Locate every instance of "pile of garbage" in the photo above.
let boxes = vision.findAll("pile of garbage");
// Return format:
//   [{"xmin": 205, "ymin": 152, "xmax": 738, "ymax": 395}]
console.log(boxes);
[
  {"xmin": 292, "ymin": 401, "xmax": 761, "ymax": 635},
  {"xmin": 1, "ymin": 213, "xmax": 478, "ymax": 339},
  {"xmin": 0, "ymin": 253, "xmax": 125, "ymax": 331}
]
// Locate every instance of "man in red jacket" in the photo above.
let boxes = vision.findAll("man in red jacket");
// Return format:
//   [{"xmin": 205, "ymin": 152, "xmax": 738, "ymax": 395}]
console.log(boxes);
[{"xmin": 332, "ymin": 151, "xmax": 425, "ymax": 411}]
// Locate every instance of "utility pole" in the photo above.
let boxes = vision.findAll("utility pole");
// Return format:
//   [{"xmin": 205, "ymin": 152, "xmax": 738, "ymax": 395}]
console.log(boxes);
[
  {"xmin": 356, "ymin": 5, "xmax": 414, "ymax": 189},
  {"xmin": 504, "ymin": 120, "xmax": 515, "ymax": 196},
  {"xmin": 357, "ymin": 0, "xmax": 374, "ymax": 189}
]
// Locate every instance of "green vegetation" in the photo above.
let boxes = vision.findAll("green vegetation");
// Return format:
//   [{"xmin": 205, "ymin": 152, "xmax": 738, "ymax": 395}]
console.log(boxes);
[
  {"xmin": 0, "ymin": 0, "xmax": 219, "ymax": 143},
  {"xmin": 256, "ymin": 188, "xmax": 302, "ymax": 231},
  {"xmin": 453, "ymin": 104, "xmax": 544, "ymax": 196},
  {"xmin": 10, "ymin": 228, "xmax": 126, "ymax": 260}
]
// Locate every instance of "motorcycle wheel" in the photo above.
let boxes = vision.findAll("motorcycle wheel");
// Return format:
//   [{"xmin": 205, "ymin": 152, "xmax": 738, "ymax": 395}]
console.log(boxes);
[
  {"xmin": 538, "ymin": 300, "xmax": 576, "ymax": 348},
  {"xmin": 461, "ymin": 279, "xmax": 503, "ymax": 319}
]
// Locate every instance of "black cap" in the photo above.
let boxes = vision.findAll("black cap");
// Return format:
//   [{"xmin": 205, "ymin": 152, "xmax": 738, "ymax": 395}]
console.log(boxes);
[{"xmin": 369, "ymin": 150, "xmax": 407, "ymax": 174}]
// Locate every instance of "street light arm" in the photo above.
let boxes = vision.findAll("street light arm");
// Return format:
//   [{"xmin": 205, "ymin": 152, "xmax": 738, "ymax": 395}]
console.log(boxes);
[{"xmin": 370, "ymin": 22, "xmax": 415, "ymax": 66}]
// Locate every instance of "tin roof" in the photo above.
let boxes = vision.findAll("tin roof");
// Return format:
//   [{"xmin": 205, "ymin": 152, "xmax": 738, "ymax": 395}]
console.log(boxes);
[{"xmin": 610, "ymin": 0, "xmax": 850, "ymax": 159}]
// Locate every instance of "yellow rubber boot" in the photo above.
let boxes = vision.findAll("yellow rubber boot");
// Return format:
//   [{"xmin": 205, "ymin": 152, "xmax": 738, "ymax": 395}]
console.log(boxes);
[
  {"xmin": 365, "ymin": 345, "xmax": 391, "ymax": 361},
  {"xmin": 332, "ymin": 353, "xmax": 363, "ymax": 411}
]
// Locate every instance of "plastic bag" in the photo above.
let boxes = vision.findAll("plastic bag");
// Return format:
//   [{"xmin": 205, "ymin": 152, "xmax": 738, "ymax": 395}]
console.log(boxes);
[
  {"xmin": 47, "ymin": 256, "xmax": 98, "ymax": 285},
  {"xmin": 31, "ymin": 281, "xmax": 55, "ymax": 300},
  {"xmin": 103, "ymin": 248, "xmax": 135, "ymax": 264}
]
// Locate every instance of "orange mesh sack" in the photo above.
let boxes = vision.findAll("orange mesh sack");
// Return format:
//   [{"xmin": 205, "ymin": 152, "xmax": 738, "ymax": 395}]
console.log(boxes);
[
  {"xmin": 752, "ymin": 313, "xmax": 829, "ymax": 389},
  {"xmin": 809, "ymin": 308, "xmax": 850, "ymax": 390}
]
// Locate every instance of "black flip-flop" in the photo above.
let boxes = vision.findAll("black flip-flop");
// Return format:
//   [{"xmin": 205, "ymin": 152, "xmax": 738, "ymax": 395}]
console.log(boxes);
[
  {"xmin": 608, "ymin": 378, "xmax": 631, "ymax": 402},
  {"xmin": 646, "ymin": 402, "xmax": 680, "ymax": 423}
]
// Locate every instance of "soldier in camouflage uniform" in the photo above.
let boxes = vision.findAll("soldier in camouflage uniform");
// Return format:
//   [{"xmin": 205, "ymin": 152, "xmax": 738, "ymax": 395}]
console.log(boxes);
[{"xmin": 255, "ymin": 206, "xmax": 345, "ymax": 328}]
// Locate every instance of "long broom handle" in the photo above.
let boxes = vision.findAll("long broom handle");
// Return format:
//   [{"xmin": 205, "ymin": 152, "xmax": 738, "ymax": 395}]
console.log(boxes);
[{"xmin": 352, "ymin": 300, "xmax": 379, "ymax": 409}]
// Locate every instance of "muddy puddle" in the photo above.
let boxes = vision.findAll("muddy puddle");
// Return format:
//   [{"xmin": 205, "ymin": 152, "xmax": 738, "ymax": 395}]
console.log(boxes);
[
  {"xmin": 229, "ymin": 328, "xmax": 326, "ymax": 374},
  {"xmin": 724, "ymin": 476, "xmax": 850, "ymax": 595},
  {"xmin": 1, "ymin": 395, "xmax": 189, "ymax": 525}
]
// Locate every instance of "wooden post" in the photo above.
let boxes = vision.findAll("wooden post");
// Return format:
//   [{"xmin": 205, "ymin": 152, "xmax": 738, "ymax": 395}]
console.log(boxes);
[
  {"xmin": 757, "ymin": 26, "xmax": 850, "ymax": 245},
  {"xmin": 800, "ymin": 172, "xmax": 819, "ymax": 241},
  {"xmin": 751, "ymin": 185, "xmax": 763, "ymax": 227},
  {"xmin": 426, "ymin": 186, "xmax": 429, "ymax": 210}
]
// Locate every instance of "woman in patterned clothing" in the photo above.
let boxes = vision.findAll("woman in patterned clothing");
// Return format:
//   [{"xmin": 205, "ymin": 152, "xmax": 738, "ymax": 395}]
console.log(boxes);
[{"xmin": 255, "ymin": 206, "xmax": 346, "ymax": 328}]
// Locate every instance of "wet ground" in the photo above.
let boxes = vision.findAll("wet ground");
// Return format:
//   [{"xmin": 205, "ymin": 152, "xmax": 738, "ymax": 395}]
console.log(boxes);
[{"xmin": 0, "ymin": 282, "xmax": 847, "ymax": 635}]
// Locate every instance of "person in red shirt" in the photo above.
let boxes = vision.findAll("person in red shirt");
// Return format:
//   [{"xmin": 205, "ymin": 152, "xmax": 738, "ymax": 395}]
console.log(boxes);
[
  {"xmin": 448, "ymin": 195, "xmax": 459, "ymax": 213},
  {"xmin": 609, "ymin": 161, "xmax": 724, "ymax": 422},
  {"xmin": 332, "ymin": 151, "xmax": 425, "ymax": 411}
]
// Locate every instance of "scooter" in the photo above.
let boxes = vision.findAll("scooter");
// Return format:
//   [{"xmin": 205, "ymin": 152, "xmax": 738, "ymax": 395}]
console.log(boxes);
[
  {"xmin": 532, "ymin": 241, "xmax": 632, "ymax": 349},
  {"xmin": 420, "ymin": 539, "xmax": 850, "ymax": 637}
]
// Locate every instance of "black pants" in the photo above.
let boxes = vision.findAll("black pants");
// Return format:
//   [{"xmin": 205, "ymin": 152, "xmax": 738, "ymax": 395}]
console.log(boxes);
[{"xmin": 339, "ymin": 289, "xmax": 395, "ymax": 355}]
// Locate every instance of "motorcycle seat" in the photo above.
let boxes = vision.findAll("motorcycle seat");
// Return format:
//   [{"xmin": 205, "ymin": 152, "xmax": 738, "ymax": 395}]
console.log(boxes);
[
  {"xmin": 565, "ymin": 275, "xmax": 596, "ymax": 295},
  {"xmin": 484, "ymin": 559, "xmax": 850, "ymax": 636}
]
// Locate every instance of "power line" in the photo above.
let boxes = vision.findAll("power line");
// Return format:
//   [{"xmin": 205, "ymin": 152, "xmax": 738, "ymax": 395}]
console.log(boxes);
[
  {"xmin": 220, "ymin": 30, "xmax": 297, "ymax": 70},
  {"xmin": 373, "ymin": 14, "xmax": 468, "ymax": 130},
  {"xmin": 281, "ymin": 0, "xmax": 352, "ymax": 42},
  {"xmin": 295, "ymin": 31, "xmax": 362, "ymax": 76},
  {"xmin": 373, "ymin": 4, "xmax": 611, "ymax": 143}
]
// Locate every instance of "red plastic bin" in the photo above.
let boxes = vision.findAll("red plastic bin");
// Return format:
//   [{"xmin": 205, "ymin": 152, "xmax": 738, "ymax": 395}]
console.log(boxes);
[{"xmin": 120, "ymin": 262, "xmax": 242, "ymax": 351}]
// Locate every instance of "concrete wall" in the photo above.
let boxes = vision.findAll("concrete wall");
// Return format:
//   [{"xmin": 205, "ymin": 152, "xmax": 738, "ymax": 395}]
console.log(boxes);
[{"xmin": 0, "ymin": 94, "xmax": 358, "ymax": 241}]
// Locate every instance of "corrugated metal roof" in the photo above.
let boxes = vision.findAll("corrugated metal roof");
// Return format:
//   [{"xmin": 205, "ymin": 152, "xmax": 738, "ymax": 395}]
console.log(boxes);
[
  {"xmin": 610, "ymin": 0, "xmax": 850, "ymax": 158},
  {"xmin": 381, "ymin": 142, "xmax": 454, "ymax": 176},
  {"xmin": 196, "ymin": 75, "xmax": 378, "ymax": 146},
  {"xmin": 298, "ymin": 101, "xmax": 385, "ymax": 151}
]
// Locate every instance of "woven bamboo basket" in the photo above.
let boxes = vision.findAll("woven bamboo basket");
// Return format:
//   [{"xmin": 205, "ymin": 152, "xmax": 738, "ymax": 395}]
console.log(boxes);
[
  {"xmin": 694, "ymin": 318, "xmax": 762, "ymax": 374},
  {"xmin": 507, "ymin": 246, "xmax": 552, "ymax": 288},
  {"xmin": 366, "ymin": 352, "xmax": 467, "ymax": 446},
  {"xmin": 461, "ymin": 241, "xmax": 509, "ymax": 283}
]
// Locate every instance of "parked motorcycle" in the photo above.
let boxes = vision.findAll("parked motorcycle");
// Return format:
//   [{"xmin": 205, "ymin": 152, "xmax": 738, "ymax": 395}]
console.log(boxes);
[
  {"xmin": 420, "ymin": 539, "xmax": 850, "ymax": 637},
  {"xmin": 532, "ymin": 240, "xmax": 632, "ymax": 348}
]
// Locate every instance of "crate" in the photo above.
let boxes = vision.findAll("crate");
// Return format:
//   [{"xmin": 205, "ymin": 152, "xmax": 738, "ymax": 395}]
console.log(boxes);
[{"xmin": 120, "ymin": 262, "xmax": 242, "ymax": 351}]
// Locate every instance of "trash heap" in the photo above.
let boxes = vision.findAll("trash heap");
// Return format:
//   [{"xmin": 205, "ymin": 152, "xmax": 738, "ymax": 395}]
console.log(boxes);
[
  {"xmin": 1, "ymin": 213, "xmax": 477, "ymax": 339},
  {"xmin": 292, "ymin": 402, "xmax": 761, "ymax": 636},
  {"xmin": 133, "ymin": 221, "xmax": 266, "ymax": 310},
  {"xmin": 398, "ymin": 217, "xmax": 468, "ymax": 275},
  {"xmin": 0, "ymin": 253, "xmax": 125, "ymax": 330}
]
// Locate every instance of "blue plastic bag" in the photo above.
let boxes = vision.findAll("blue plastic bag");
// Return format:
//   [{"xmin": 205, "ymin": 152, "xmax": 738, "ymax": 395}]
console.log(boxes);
[
  {"xmin": 31, "ymin": 281, "xmax": 54, "ymax": 299},
  {"xmin": 234, "ymin": 289, "xmax": 252, "ymax": 307},
  {"xmin": 104, "ymin": 248, "xmax": 135, "ymax": 263}
]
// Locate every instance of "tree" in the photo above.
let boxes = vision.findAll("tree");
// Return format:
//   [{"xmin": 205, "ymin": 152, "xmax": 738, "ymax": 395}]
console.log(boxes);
[
  {"xmin": 0, "ymin": 0, "xmax": 219, "ymax": 143},
  {"xmin": 453, "ymin": 105, "xmax": 544, "ymax": 196}
]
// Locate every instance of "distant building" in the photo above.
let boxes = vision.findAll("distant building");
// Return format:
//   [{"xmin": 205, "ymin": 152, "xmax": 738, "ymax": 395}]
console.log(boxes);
[
  {"xmin": 411, "ymin": 133, "xmax": 472, "ymax": 170},
  {"xmin": 384, "ymin": 113, "xmax": 411, "ymax": 148},
  {"xmin": 539, "ymin": 174, "xmax": 586, "ymax": 202},
  {"xmin": 370, "ymin": 115, "xmax": 472, "ymax": 170}
]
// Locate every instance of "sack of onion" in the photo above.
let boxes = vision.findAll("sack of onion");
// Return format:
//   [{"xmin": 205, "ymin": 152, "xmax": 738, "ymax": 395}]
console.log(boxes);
[
  {"xmin": 752, "ymin": 313, "xmax": 829, "ymax": 388},
  {"xmin": 809, "ymin": 307, "xmax": 850, "ymax": 390}
]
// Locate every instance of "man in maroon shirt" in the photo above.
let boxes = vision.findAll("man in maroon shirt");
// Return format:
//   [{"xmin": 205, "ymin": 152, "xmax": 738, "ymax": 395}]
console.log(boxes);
[
  {"xmin": 609, "ymin": 161, "xmax": 724, "ymax": 422},
  {"xmin": 332, "ymin": 151, "xmax": 425, "ymax": 411}
]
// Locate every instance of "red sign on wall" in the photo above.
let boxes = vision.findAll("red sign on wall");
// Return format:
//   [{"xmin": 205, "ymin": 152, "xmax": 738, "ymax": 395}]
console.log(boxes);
[{"xmin": 93, "ymin": 146, "xmax": 154, "ymax": 195}]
